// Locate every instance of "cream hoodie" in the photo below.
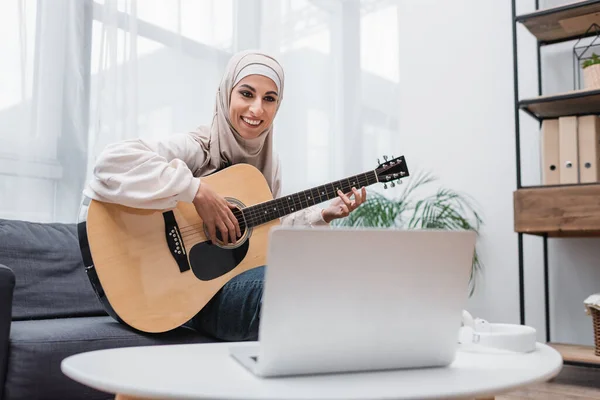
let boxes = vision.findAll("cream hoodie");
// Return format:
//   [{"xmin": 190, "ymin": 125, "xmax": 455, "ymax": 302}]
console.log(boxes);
[{"xmin": 83, "ymin": 133, "xmax": 329, "ymax": 227}]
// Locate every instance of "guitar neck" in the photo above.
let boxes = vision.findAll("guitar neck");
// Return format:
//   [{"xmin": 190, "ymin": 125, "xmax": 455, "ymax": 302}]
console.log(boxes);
[{"xmin": 241, "ymin": 170, "xmax": 378, "ymax": 228}]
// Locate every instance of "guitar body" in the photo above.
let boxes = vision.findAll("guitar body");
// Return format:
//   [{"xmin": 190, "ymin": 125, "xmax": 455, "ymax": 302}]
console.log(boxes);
[{"xmin": 79, "ymin": 164, "xmax": 278, "ymax": 333}]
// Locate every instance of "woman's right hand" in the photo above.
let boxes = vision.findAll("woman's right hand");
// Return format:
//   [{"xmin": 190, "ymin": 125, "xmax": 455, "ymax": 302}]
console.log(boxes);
[{"xmin": 193, "ymin": 183, "xmax": 241, "ymax": 245}]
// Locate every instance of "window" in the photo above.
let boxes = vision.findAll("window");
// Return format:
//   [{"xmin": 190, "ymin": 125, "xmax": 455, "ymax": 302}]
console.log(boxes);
[{"xmin": 361, "ymin": 2, "xmax": 399, "ymax": 83}]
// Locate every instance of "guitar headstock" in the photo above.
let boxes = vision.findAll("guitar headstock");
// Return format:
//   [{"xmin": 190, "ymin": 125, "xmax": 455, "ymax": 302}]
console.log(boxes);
[{"xmin": 375, "ymin": 155, "xmax": 409, "ymax": 188}]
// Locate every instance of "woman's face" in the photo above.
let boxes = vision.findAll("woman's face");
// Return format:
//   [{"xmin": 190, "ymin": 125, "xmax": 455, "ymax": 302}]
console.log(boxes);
[{"xmin": 229, "ymin": 74, "xmax": 279, "ymax": 139}]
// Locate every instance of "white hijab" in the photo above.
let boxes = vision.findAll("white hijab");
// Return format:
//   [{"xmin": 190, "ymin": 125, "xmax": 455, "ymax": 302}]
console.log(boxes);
[{"xmin": 190, "ymin": 50, "xmax": 284, "ymax": 191}]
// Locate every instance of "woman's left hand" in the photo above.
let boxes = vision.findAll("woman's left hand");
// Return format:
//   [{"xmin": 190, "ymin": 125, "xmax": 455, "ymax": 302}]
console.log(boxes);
[{"xmin": 321, "ymin": 187, "xmax": 367, "ymax": 223}]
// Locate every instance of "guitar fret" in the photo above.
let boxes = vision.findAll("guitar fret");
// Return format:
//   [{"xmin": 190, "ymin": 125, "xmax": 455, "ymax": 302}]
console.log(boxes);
[
  {"xmin": 355, "ymin": 174, "xmax": 363, "ymax": 189},
  {"xmin": 291, "ymin": 192, "xmax": 299, "ymax": 213},
  {"xmin": 297, "ymin": 191, "xmax": 304, "ymax": 210},
  {"xmin": 311, "ymin": 187, "xmax": 320, "ymax": 205},
  {"xmin": 318, "ymin": 185, "xmax": 327, "ymax": 200},
  {"xmin": 303, "ymin": 190, "xmax": 310, "ymax": 206}
]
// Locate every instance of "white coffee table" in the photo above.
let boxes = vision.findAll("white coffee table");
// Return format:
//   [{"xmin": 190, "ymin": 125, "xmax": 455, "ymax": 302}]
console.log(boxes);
[{"xmin": 61, "ymin": 341, "xmax": 562, "ymax": 400}]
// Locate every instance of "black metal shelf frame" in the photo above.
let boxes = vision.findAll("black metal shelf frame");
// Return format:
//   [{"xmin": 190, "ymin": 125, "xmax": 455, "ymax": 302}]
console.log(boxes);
[{"xmin": 511, "ymin": 0, "xmax": 549, "ymax": 342}]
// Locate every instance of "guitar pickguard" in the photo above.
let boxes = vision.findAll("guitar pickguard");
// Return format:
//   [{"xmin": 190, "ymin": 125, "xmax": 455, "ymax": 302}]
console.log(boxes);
[{"xmin": 188, "ymin": 239, "xmax": 249, "ymax": 281}]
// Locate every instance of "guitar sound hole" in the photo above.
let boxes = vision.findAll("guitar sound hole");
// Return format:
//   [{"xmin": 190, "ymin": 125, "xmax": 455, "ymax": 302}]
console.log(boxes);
[
  {"xmin": 192, "ymin": 199, "xmax": 251, "ymax": 281},
  {"xmin": 212, "ymin": 205, "xmax": 247, "ymax": 245},
  {"xmin": 189, "ymin": 236, "xmax": 250, "ymax": 281}
]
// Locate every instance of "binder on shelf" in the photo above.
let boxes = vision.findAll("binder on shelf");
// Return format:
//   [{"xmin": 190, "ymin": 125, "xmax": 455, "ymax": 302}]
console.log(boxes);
[
  {"xmin": 541, "ymin": 118, "xmax": 560, "ymax": 185},
  {"xmin": 558, "ymin": 116, "xmax": 579, "ymax": 184},
  {"xmin": 578, "ymin": 115, "xmax": 600, "ymax": 183}
]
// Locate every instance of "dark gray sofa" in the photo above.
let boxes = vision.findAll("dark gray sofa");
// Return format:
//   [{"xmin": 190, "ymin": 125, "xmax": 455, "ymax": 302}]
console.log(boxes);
[{"xmin": 0, "ymin": 218, "xmax": 218, "ymax": 400}]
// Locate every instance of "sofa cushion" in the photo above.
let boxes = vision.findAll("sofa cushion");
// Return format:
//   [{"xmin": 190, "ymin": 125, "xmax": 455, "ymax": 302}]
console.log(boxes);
[
  {"xmin": 5, "ymin": 316, "xmax": 217, "ymax": 400},
  {"xmin": 0, "ymin": 218, "xmax": 105, "ymax": 320}
]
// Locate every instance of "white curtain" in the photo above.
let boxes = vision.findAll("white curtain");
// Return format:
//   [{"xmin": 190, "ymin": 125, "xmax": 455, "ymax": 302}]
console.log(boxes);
[
  {"xmin": 0, "ymin": 0, "xmax": 89, "ymax": 222},
  {"xmin": 0, "ymin": 0, "xmax": 401, "ymax": 223}
]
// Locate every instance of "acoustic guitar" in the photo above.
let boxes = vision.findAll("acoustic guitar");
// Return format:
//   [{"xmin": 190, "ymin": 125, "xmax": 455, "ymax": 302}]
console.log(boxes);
[{"xmin": 78, "ymin": 155, "xmax": 409, "ymax": 333}]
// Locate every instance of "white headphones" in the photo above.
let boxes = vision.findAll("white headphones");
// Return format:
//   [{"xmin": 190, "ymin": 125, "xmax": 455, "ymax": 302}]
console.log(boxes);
[{"xmin": 458, "ymin": 310, "xmax": 537, "ymax": 353}]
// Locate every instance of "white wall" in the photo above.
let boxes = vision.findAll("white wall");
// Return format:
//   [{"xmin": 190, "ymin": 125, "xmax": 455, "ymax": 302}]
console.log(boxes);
[{"xmin": 396, "ymin": 0, "xmax": 600, "ymax": 345}]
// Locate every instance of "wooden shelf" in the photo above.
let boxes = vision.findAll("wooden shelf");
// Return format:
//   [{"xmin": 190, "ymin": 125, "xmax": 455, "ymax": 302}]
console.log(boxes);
[
  {"xmin": 549, "ymin": 343, "xmax": 600, "ymax": 366},
  {"xmin": 516, "ymin": 0, "xmax": 600, "ymax": 45},
  {"xmin": 519, "ymin": 88, "xmax": 600, "ymax": 120},
  {"xmin": 514, "ymin": 183, "xmax": 600, "ymax": 237}
]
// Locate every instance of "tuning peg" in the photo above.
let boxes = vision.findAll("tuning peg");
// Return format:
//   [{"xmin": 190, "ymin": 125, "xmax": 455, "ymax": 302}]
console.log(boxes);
[
  {"xmin": 383, "ymin": 155, "xmax": 388, "ymax": 161},
  {"xmin": 390, "ymin": 182, "xmax": 395, "ymax": 188},
  {"xmin": 383, "ymin": 183, "xmax": 388, "ymax": 189},
  {"xmin": 397, "ymin": 179, "xmax": 403, "ymax": 185},
  {"xmin": 377, "ymin": 158, "xmax": 381, "ymax": 164},
  {"xmin": 391, "ymin": 155, "xmax": 394, "ymax": 159}
]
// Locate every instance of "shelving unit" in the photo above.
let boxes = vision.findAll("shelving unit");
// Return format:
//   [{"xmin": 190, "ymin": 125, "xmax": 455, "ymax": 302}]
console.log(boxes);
[{"xmin": 512, "ymin": 0, "xmax": 600, "ymax": 368}]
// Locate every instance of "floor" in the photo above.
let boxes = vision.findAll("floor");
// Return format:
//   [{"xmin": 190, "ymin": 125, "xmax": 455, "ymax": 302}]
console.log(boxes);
[{"xmin": 498, "ymin": 365, "xmax": 600, "ymax": 399}]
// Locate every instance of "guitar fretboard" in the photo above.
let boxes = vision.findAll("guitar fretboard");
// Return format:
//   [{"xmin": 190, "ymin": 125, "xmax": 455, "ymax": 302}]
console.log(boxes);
[{"xmin": 241, "ymin": 171, "xmax": 378, "ymax": 228}]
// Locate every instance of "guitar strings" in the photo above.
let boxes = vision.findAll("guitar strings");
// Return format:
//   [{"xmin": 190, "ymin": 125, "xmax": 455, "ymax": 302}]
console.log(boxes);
[
  {"xmin": 179, "ymin": 208, "xmax": 245, "ymax": 234},
  {"xmin": 180, "ymin": 178, "xmax": 371, "ymax": 236},
  {"xmin": 179, "ymin": 174, "xmax": 374, "ymax": 241},
  {"xmin": 179, "ymin": 175, "xmax": 373, "ymax": 241},
  {"xmin": 239, "ymin": 173, "xmax": 373, "ymax": 226}
]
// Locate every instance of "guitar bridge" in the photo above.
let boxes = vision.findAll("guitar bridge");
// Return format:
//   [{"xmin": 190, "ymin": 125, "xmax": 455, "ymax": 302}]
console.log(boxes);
[{"xmin": 162, "ymin": 211, "xmax": 191, "ymax": 273}]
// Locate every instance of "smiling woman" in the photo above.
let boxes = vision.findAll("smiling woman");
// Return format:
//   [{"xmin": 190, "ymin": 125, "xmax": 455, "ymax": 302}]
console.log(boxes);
[{"xmin": 230, "ymin": 75, "xmax": 279, "ymax": 139}]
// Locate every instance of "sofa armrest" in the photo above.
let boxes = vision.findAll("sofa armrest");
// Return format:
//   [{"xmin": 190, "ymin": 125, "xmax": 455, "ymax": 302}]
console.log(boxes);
[{"xmin": 0, "ymin": 264, "xmax": 15, "ymax": 400}]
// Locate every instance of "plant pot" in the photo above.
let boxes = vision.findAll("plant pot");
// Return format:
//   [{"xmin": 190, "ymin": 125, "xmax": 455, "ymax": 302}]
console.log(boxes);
[{"xmin": 583, "ymin": 63, "xmax": 600, "ymax": 90}]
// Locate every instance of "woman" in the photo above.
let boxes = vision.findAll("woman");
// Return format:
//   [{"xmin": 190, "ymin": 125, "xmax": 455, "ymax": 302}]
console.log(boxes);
[{"xmin": 84, "ymin": 50, "xmax": 366, "ymax": 341}]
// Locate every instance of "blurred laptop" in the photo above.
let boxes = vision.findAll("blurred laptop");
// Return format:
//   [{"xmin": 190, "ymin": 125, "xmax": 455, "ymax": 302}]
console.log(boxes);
[{"xmin": 229, "ymin": 226, "xmax": 476, "ymax": 377}]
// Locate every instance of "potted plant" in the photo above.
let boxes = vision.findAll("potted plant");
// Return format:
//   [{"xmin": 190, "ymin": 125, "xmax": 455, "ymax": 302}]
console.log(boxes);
[
  {"xmin": 333, "ymin": 170, "xmax": 483, "ymax": 296},
  {"xmin": 582, "ymin": 52, "xmax": 600, "ymax": 90}
]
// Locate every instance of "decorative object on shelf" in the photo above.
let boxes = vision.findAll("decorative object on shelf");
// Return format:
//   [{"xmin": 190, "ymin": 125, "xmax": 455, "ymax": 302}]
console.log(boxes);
[
  {"xmin": 332, "ymin": 169, "xmax": 483, "ymax": 296},
  {"xmin": 584, "ymin": 294, "xmax": 600, "ymax": 356},
  {"xmin": 573, "ymin": 23, "xmax": 600, "ymax": 90},
  {"xmin": 582, "ymin": 53, "xmax": 600, "ymax": 89}
]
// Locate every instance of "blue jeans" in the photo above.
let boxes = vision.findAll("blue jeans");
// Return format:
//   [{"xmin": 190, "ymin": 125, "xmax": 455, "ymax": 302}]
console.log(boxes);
[{"xmin": 187, "ymin": 266, "xmax": 265, "ymax": 341}]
